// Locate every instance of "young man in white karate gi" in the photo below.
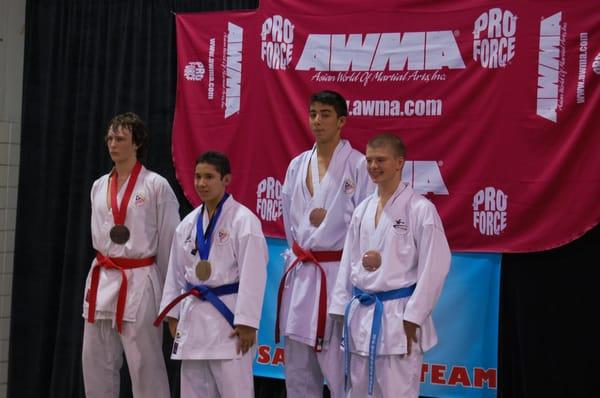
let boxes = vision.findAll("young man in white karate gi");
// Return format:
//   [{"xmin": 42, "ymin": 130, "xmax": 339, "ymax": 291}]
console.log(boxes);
[
  {"xmin": 329, "ymin": 133, "xmax": 451, "ymax": 398},
  {"xmin": 276, "ymin": 90, "xmax": 373, "ymax": 398},
  {"xmin": 156, "ymin": 151, "xmax": 268, "ymax": 398},
  {"xmin": 82, "ymin": 112, "xmax": 180, "ymax": 398}
]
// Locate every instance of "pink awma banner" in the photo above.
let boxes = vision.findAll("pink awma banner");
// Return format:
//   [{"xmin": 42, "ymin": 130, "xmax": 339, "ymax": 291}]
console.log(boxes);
[{"xmin": 171, "ymin": 0, "xmax": 600, "ymax": 252}]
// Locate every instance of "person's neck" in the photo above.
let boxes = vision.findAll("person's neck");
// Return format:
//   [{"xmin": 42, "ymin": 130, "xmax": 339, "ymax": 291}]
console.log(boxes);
[
  {"xmin": 204, "ymin": 193, "xmax": 225, "ymax": 218},
  {"xmin": 316, "ymin": 136, "xmax": 341, "ymax": 160},
  {"xmin": 114, "ymin": 157, "xmax": 138, "ymax": 178},
  {"xmin": 378, "ymin": 178, "xmax": 402, "ymax": 207}
]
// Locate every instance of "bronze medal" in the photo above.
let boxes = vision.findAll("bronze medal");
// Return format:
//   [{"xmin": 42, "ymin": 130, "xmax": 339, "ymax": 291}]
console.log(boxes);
[
  {"xmin": 110, "ymin": 225, "xmax": 130, "ymax": 244},
  {"xmin": 362, "ymin": 250, "xmax": 382, "ymax": 272},
  {"xmin": 195, "ymin": 260, "xmax": 212, "ymax": 281},
  {"xmin": 108, "ymin": 161, "xmax": 142, "ymax": 245},
  {"xmin": 309, "ymin": 208, "xmax": 327, "ymax": 227}
]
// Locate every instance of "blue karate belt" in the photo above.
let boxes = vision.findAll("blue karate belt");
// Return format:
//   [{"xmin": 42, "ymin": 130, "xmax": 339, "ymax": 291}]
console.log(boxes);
[
  {"xmin": 343, "ymin": 284, "xmax": 416, "ymax": 396},
  {"xmin": 186, "ymin": 282, "xmax": 239, "ymax": 328},
  {"xmin": 154, "ymin": 282, "xmax": 239, "ymax": 328}
]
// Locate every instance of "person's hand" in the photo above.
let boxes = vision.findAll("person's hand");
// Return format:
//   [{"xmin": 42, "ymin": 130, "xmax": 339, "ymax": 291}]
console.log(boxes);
[
  {"xmin": 230, "ymin": 324, "xmax": 257, "ymax": 355},
  {"xmin": 403, "ymin": 320, "xmax": 419, "ymax": 355},
  {"xmin": 167, "ymin": 317, "xmax": 178, "ymax": 339}
]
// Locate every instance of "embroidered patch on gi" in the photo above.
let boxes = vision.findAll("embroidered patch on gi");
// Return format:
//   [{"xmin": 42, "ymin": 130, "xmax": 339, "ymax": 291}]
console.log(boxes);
[
  {"xmin": 393, "ymin": 218, "xmax": 408, "ymax": 231},
  {"xmin": 343, "ymin": 178, "xmax": 356, "ymax": 195},
  {"xmin": 133, "ymin": 192, "xmax": 146, "ymax": 207},
  {"xmin": 217, "ymin": 229, "xmax": 230, "ymax": 243},
  {"xmin": 172, "ymin": 330, "xmax": 183, "ymax": 355}
]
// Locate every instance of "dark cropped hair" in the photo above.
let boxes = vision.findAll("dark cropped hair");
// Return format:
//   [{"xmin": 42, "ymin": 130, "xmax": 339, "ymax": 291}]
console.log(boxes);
[
  {"xmin": 367, "ymin": 133, "xmax": 406, "ymax": 158},
  {"xmin": 106, "ymin": 112, "xmax": 148, "ymax": 158},
  {"xmin": 195, "ymin": 151, "xmax": 231, "ymax": 177},
  {"xmin": 309, "ymin": 90, "xmax": 348, "ymax": 117}
]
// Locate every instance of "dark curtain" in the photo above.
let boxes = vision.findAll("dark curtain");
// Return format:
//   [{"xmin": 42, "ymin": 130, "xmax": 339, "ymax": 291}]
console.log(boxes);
[
  {"xmin": 498, "ymin": 224, "xmax": 598, "ymax": 398},
  {"xmin": 8, "ymin": 0, "xmax": 598, "ymax": 397}
]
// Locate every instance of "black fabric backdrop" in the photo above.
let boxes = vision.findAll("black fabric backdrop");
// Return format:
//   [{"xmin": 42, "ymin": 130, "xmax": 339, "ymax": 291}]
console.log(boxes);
[{"xmin": 7, "ymin": 0, "xmax": 597, "ymax": 397}]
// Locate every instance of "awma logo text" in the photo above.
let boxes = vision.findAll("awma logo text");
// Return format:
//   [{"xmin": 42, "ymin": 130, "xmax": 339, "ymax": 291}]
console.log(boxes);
[{"xmin": 225, "ymin": 23, "xmax": 243, "ymax": 118}]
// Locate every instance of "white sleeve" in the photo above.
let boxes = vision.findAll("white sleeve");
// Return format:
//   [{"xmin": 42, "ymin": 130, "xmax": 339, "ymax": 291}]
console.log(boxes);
[
  {"xmin": 403, "ymin": 204, "xmax": 451, "ymax": 326},
  {"xmin": 232, "ymin": 214, "xmax": 268, "ymax": 329},
  {"xmin": 159, "ymin": 221, "xmax": 188, "ymax": 319},
  {"xmin": 329, "ymin": 210, "xmax": 360, "ymax": 315},
  {"xmin": 352, "ymin": 156, "xmax": 375, "ymax": 207},
  {"xmin": 281, "ymin": 158, "xmax": 298, "ymax": 247},
  {"xmin": 90, "ymin": 180, "xmax": 98, "ymax": 237},
  {"xmin": 154, "ymin": 179, "xmax": 180, "ymax": 284}
]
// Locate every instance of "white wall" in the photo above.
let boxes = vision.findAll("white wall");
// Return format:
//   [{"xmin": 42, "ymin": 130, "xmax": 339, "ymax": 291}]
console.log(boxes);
[{"xmin": 0, "ymin": 0, "xmax": 25, "ymax": 396}]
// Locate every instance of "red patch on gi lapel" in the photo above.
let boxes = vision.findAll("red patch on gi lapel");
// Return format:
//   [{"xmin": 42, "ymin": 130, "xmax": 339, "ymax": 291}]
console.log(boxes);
[
  {"xmin": 217, "ymin": 229, "xmax": 229, "ymax": 243},
  {"xmin": 343, "ymin": 178, "xmax": 356, "ymax": 195}
]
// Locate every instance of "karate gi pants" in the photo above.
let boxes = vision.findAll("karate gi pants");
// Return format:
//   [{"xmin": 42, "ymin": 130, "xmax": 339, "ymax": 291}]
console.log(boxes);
[
  {"xmin": 179, "ymin": 349, "xmax": 255, "ymax": 398},
  {"xmin": 284, "ymin": 321, "xmax": 345, "ymax": 398},
  {"xmin": 82, "ymin": 280, "xmax": 170, "ymax": 398},
  {"xmin": 347, "ymin": 345, "xmax": 423, "ymax": 398}
]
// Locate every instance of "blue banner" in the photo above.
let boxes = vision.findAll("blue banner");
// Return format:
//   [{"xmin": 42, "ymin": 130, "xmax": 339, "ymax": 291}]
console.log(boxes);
[{"xmin": 254, "ymin": 238, "xmax": 500, "ymax": 398}]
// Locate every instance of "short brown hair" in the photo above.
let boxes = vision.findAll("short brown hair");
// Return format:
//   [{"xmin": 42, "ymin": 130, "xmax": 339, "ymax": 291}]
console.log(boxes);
[
  {"xmin": 367, "ymin": 133, "xmax": 406, "ymax": 158},
  {"xmin": 106, "ymin": 112, "xmax": 148, "ymax": 158}
]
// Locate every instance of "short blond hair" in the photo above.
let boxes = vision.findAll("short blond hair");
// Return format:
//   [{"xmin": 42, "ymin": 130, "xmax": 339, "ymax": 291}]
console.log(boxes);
[{"xmin": 367, "ymin": 133, "xmax": 406, "ymax": 158}]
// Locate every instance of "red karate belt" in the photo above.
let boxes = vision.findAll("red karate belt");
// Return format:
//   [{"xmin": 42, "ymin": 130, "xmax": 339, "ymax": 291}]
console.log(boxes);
[
  {"xmin": 275, "ymin": 241, "xmax": 342, "ymax": 352},
  {"xmin": 87, "ymin": 252, "xmax": 155, "ymax": 333},
  {"xmin": 153, "ymin": 289, "xmax": 201, "ymax": 327}
]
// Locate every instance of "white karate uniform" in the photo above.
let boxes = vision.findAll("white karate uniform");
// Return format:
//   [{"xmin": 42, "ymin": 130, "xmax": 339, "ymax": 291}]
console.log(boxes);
[
  {"xmin": 159, "ymin": 195, "xmax": 268, "ymax": 398},
  {"xmin": 82, "ymin": 166, "xmax": 180, "ymax": 398},
  {"xmin": 280, "ymin": 139, "xmax": 373, "ymax": 398},
  {"xmin": 329, "ymin": 182, "xmax": 451, "ymax": 398}
]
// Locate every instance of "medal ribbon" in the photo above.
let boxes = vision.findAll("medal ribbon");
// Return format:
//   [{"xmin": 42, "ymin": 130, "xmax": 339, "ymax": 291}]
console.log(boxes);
[
  {"xmin": 196, "ymin": 193, "xmax": 230, "ymax": 260},
  {"xmin": 309, "ymin": 147, "xmax": 322, "ymax": 200},
  {"xmin": 368, "ymin": 183, "xmax": 408, "ymax": 252},
  {"xmin": 110, "ymin": 161, "xmax": 142, "ymax": 226},
  {"xmin": 307, "ymin": 140, "xmax": 349, "ymax": 210}
]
